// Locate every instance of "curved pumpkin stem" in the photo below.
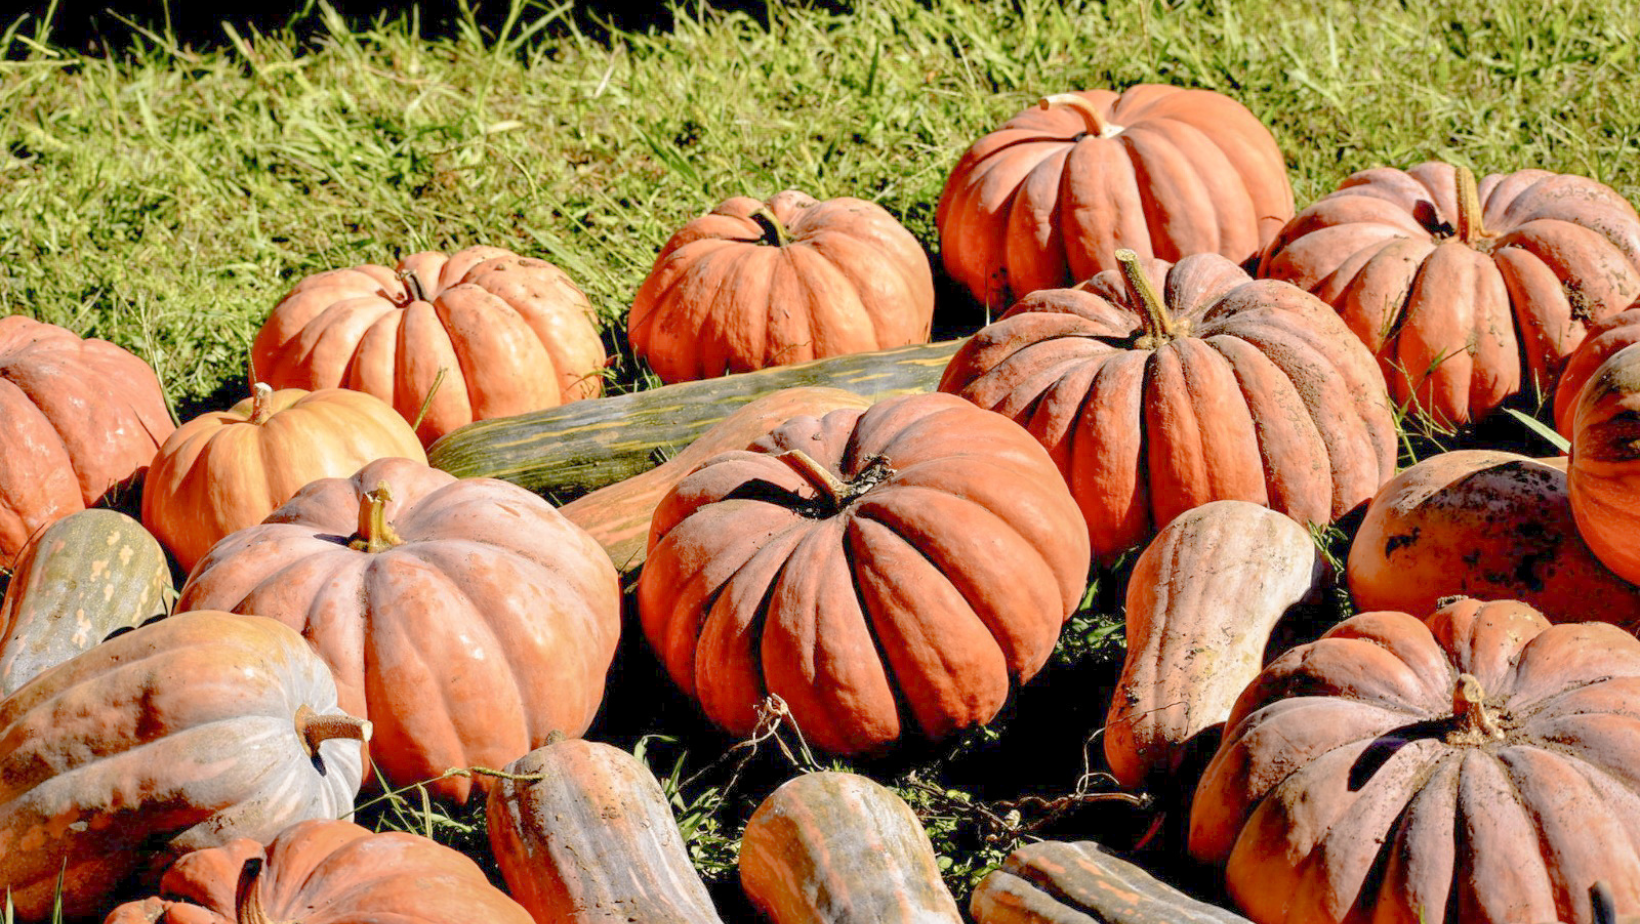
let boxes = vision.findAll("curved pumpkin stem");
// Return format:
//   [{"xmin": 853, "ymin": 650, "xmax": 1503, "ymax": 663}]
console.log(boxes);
[
  {"xmin": 247, "ymin": 382, "xmax": 275, "ymax": 425},
  {"xmin": 1448, "ymin": 673, "xmax": 1504, "ymax": 744},
  {"xmin": 1039, "ymin": 93, "xmax": 1110, "ymax": 137},
  {"xmin": 748, "ymin": 207, "xmax": 792, "ymax": 248},
  {"xmin": 293, "ymin": 704, "xmax": 373, "ymax": 758},
  {"xmin": 1115, "ymin": 249, "xmax": 1178, "ymax": 347},
  {"xmin": 235, "ymin": 858, "xmax": 277, "ymax": 924},
  {"xmin": 350, "ymin": 481, "xmax": 404, "ymax": 553},
  {"xmin": 1454, "ymin": 164, "xmax": 1486, "ymax": 245},
  {"xmin": 396, "ymin": 267, "xmax": 430, "ymax": 305},
  {"xmin": 777, "ymin": 450, "xmax": 849, "ymax": 506}
]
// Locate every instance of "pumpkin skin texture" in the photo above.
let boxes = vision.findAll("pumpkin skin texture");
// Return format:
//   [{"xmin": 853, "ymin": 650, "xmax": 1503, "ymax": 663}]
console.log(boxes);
[
  {"xmin": 0, "ymin": 610, "xmax": 367, "ymax": 922},
  {"xmin": 936, "ymin": 85, "xmax": 1294, "ymax": 310},
  {"xmin": 971, "ymin": 839, "xmax": 1252, "ymax": 924},
  {"xmin": 142, "ymin": 384, "xmax": 426, "ymax": 571},
  {"xmin": 0, "ymin": 509, "xmax": 173, "ymax": 696},
  {"xmin": 1104, "ymin": 501, "xmax": 1320, "ymax": 789},
  {"xmin": 740, "ymin": 771, "xmax": 961, "ymax": 924},
  {"xmin": 177, "ymin": 456, "xmax": 621, "ymax": 804},
  {"xmin": 0, "ymin": 316, "xmax": 175, "ymax": 564},
  {"xmin": 1349, "ymin": 450, "xmax": 1640, "ymax": 628},
  {"xmin": 1260, "ymin": 163, "xmax": 1640, "ymax": 426},
  {"xmin": 628, "ymin": 190, "xmax": 934, "ymax": 384},
  {"xmin": 1188, "ymin": 598, "xmax": 1640, "ymax": 924},
  {"xmin": 639, "ymin": 392, "xmax": 1089, "ymax": 755},
  {"xmin": 1555, "ymin": 302, "xmax": 1640, "ymax": 436},
  {"xmin": 939, "ymin": 251, "xmax": 1396, "ymax": 563},
  {"xmin": 252, "ymin": 246, "xmax": 606, "ymax": 446},
  {"xmin": 104, "ymin": 818, "xmax": 534, "ymax": 924},
  {"xmin": 487, "ymin": 738, "xmax": 724, "ymax": 924},
  {"xmin": 1567, "ymin": 342, "xmax": 1640, "ymax": 586}
]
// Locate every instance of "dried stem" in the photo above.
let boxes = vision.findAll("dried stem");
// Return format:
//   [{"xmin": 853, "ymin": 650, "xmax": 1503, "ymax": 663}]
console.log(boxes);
[
  {"xmin": 294, "ymin": 704, "xmax": 373, "ymax": 758},
  {"xmin": 1039, "ymin": 93, "xmax": 1110, "ymax": 137},
  {"xmin": 748, "ymin": 207, "xmax": 792, "ymax": 247},
  {"xmin": 397, "ymin": 268, "xmax": 430, "ymax": 304},
  {"xmin": 1449, "ymin": 673, "xmax": 1504, "ymax": 743},
  {"xmin": 776, "ymin": 450, "xmax": 849, "ymax": 506},
  {"xmin": 349, "ymin": 481, "xmax": 404, "ymax": 553},
  {"xmin": 1115, "ymin": 249, "xmax": 1177, "ymax": 345},
  {"xmin": 247, "ymin": 382, "xmax": 275, "ymax": 424},
  {"xmin": 1454, "ymin": 164, "xmax": 1486, "ymax": 245}
]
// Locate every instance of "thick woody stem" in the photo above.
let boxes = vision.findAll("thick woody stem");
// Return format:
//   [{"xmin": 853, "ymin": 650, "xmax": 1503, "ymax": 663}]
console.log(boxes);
[
  {"xmin": 776, "ymin": 450, "xmax": 849, "ymax": 507},
  {"xmin": 748, "ymin": 207, "xmax": 792, "ymax": 247},
  {"xmin": 293, "ymin": 704, "xmax": 373, "ymax": 758},
  {"xmin": 235, "ymin": 858, "xmax": 275, "ymax": 924},
  {"xmin": 349, "ymin": 481, "xmax": 404, "ymax": 553},
  {"xmin": 1039, "ymin": 93, "xmax": 1110, "ymax": 137},
  {"xmin": 1451, "ymin": 673, "xmax": 1504, "ymax": 741},
  {"xmin": 1115, "ymin": 248, "xmax": 1177, "ymax": 344},
  {"xmin": 397, "ymin": 268, "xmax": 430, "ymax": 305},
  {"xmin": 248, "ymin": 382, "xmax": 275, "ymax": 424},
  {"xmin": 1454, "ymin": 164, "xmax": 1486, "ymax": 245}
]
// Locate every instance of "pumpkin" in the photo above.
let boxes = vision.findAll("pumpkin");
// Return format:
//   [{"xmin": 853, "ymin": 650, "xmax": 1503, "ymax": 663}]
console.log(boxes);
[
  {"xmin": 627, "ymin": 189, "xmax": 933, "ymax": 384},
  {"xmin": 1104, "ymin": 501, "xmax": 1320, "ymax": 789},
  {"xmin": 1567, "ymin": 342, "xmax": 1640, "ymax": 586},
  {"xmin": 971, "ymin": 839, "xmax": 1252, "ymax": 924},
  {"xmin": 1348, "ymin": 449, "xmax": 1640, "ymax": 627},
  {"xmin": 0, "ymin": 509, "xmax": 172, "ymax": 696},
  {"xmin": 0, "ymin": 316, "xmax": 174, "ymax": 564},
  {"xmin": 740, "ymin": 771, "xmax": 961, "ymax": 924},
  {"xmin": 176, "ymin": 455, "xmax": 621, "ymax": 803},
  {"xmin": 0, "ymin": 610, "xmax": 367, "ymax": 922},
  {"xmin": 638, "ymin": 393, "xmax": 1088, "ymax": 755},
  {"xmin": 487, "ymin": 738, "xmax": 724, "ymax": 924},
  {"xmin": 250, "ymin": 246, "xmax": 606, "ymax": 445},
  {"xmin": 1259, "ymin": 162, "xmax": 1640, "ymax": 425},
  {"xmin": 936, "ymin": 85, "xmax": 1294, "ymax": 310},
  {"xmin": 430, "ymin": 339, "xmax": 960, "ymax": 501},
  {"xmin": 562, "ymin": 387, "xmax": 875, "ymax": 575},
  {"xmin": 141, "ymin": 383, "xmax": 426, "ymax": 571},
  {"xmin": 105, "ymin": 818, "xmax": 534, "ymax": 924},
  {"xmin": 1555, "ymin": 302, "xmax": 1640, "ymax": 435},
  {"xmin": 1188, "ymin": 598, "xmax": 1640, "ymax": 924},
  {"xmin": 939, "ymin": 250, "xmax": 1395, "ymax": 562}
]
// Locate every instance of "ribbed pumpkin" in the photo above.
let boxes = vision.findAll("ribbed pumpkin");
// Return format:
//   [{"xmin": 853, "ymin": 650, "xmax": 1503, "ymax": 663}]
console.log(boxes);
[
  {"xmin": 1555, "ymin": 302, "xmax": 1640, "ymax": 435},
  {"xmin": 1189, "ymin": 598, "xmax": 1640, "ymax": 924},
  {"xmin": 0, "ymin": 316, "xmax": 174, "ymax": 564},
  {"xmin": 1567, "ymin": 342, "xmax": 1640, "ymax": 586},
  {"xmin": 142, "ymin": 383, "xmax": 426, "ymax": 571},
  {"xmin": 628, "ymin": 189, "xmax": 934, "ymax": 384},
  {"xmin": 939, "ymin": 250, "xmax": 1396, "ymax": 562},
  {"xmin": 936, "ymin": 85, "xmax": 1294, "ymax": 310},
  {"xmin": 639, "ymin": 392, "xmax": 1089, "ymax": 755},
  {"xmin": 177, "ymin": 456, "xmax": 621, "ymax": 803},
  {"xmin": 106, "ymin": 819, "xmax": 534, "ymax": 924},
  {"xmin": 0, "ymin": 611, "xmax": 367, "ymax": 922},
  {"xmin": 1260, "ymin": 163, "xmax": 1640, "ymax": 425},
  {"xmin": 251, "ymin": 246, "xmax": 606, "ymax": 446},
  {"xmin": 972, "ymin": 839, "xmax": 1253, "ymax": 924}
]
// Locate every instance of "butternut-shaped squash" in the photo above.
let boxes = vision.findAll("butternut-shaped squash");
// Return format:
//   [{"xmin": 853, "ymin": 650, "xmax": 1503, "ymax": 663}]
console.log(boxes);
[{"xmin": 971, "ymin": 839, "xmax": 1252, "ymax": 924}]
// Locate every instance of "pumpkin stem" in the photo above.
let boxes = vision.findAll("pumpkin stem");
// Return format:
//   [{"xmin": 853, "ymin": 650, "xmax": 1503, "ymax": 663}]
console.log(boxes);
[
  {"xmin": 1039, "ymin": 93, "xmax": 1110, "ymax": 137},
  {"xmin": 777, "ymin": 450, "xmax": 849, "ymax": 506},
  {"xmin": 1454, "ymin": 165, "xmax": 1486, "ymax": 245},
  {"xmin": 1115, "ymin": 249, "xmax": 1178, "ymax": 346},
  {"xmin": 293, "ymin": 703, "xmax": 373, "ymax": 758},
  {"xmin": 349, "ymin": 481, "xmax": 404, "ymax": 553},
  {"xmin": 247, "ymin": 382, "xmax": 275, "ymax": 424},
  {"xmin": 748, "ymin": 207, "xmax": 792, "ymax": 247},
  {"xmin": 397, "ymin": 268, "xmax": 430, "ymax": 305},
  {"xmin": 1449, "ymin": 673, "xmax": 1505, "ymax": 743},
  {"xmin": 235, "ymin": 858, "xmax": 274, "ymax": 924}
]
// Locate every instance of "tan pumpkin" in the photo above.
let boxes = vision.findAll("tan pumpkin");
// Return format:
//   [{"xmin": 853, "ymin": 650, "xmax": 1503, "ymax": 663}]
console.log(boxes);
[
  {"xmin": 972, "ymin": 839, "xmax": 1253, "ymax": 924},
  {"xmin": 251, "ymin": 246, "xmax": 606, "ymax": 445},
  {"xmin": 628, "ymin": 189, "xmax": 934, "ymax": 384}
]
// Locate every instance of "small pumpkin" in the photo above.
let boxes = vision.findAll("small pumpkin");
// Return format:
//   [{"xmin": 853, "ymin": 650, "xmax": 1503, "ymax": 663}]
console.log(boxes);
[
  {"xmin": 971, "ymin": 839, "xmax": 1252, "ymax": 924},
  {"xmin": 0, "ymin": 316, "xmax": 174, "ymax": 564},
  {"xmin": 740, "ymin": 771, "xmax": 961, "ymax": 924},
  {"xmin": 628, "ymin": 189, "xmax": 934, "ymax": 384},
  {"xmin": 936, "ymin": 85, "xmax": 1294, "ymax": 309},
  {"xmin": 141, "ymin": 383, "xmax": 426, "ymax": 571},
  {"xmin": 105, "ymin": 818, "xmax": 533, "ymax": 924},
  {"xmin": 251, "ymin": 246, "xmax": 606, "ymax": 445},
  {"xmin": 487, "ymin": 738, "xmax": 724, "ymax": 924}
]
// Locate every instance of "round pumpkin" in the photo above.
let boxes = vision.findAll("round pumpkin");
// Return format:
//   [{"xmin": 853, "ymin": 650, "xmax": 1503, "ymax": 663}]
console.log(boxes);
[
  {"xmin": 627, "ymin": 189, "xmax": 934, "ymax": 384},
  {"xmin": 251, "ymin": 246, "xmax": 607, "ymax": 445},
  {"xmin": 0, "ymin": 610, "xmax": 367, "ymax": 922},
  {"xmin": 1567, "ymin": 342, "xmax": 1640, "ymax": 586},
  {"xmin": 638, "ymin": 392, "xmax": 1089, "ymax": 755},
  {"xmin": 936, "ymin": 85, "xmax": 1294, "ymax": 310},
  {"xmin": 1189, "ymin": 598, "xmax": 1640, "ymax": 924},
  {"xmin": 141, "ymin": 383, "xmax": 426, "ymax": 571},
  {"xmin": 1555, "ymin": 302, "xmax": 1640, "ymax": 435},
  {"xmin": 105, "ymin": 818, "xmax": 533, "ymax": 924},
  {"xmin": 939, "ymin": 250, "xmax": 1396, "ymax": 562},
  {"xmin": 176, "ymin": 455, "xmax": 621, "ymax": 803},
  {"xmin": 0, "ymin": 315, "xmax": 174, "ymax": 564},
  {"xmin": 1260, "ymin": 162, "xmax": 1640, "ymax": 425}
]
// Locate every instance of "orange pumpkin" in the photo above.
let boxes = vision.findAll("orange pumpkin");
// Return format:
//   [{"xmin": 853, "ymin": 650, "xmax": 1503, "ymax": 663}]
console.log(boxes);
[
  {"xmin": 251, "ymin": 246, "xmax": 607, "ymax": 445},
  {"xmin": 628, "ymin": 190, "xmax": 934, "ymax": 384},
  {"xmin": 1567, "ymin": 342, "xmax": 1640, "ymax": 586},
  {"xmin": 1555, "ymin": 302, "xmax": 1640, "ymax": 436}
]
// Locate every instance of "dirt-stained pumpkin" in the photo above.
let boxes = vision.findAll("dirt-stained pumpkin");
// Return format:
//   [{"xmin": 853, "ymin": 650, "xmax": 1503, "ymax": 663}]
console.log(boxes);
[{"xmin": 1567, "ymin": 341, "xmax": 1640, "ymax": 586}]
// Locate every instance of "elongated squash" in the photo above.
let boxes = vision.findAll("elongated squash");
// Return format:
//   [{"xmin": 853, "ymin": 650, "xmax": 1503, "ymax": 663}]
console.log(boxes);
[
  {"xmin": 430, "ymin": 340, "xmax": 961, "ymax": 501},
  {"xmin": 971, "ymin": 839, "xmax": 1251, "ymax": 924}
]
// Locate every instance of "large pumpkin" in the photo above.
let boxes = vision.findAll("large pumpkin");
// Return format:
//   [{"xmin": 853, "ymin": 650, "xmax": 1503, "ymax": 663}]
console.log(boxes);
[
  {"xmin": 251, "ymin": 246, "xmax": 607, "ymax": 445},
  {"xmin": 0, "ymin": 316, "xmax": 174, "ymax": 564},
  {"xmin": 1189, "ymin": 598, "xmax": 1640, "ymax": 924},
  {"xmin": 638, "ymin": 392, "xmax": 1089, "ymax": 755},
  {"xmin": 936, "ymin": 85, "xmax": 1294, "ymax": 310},
  {"xmin": 1259, "ymin": 162, "xmax": 1640, "ymax": 425},
  {"xmin": 141, "ymin": 383, "xmax": 426, "ymax": 571},
  {"xmin": 939, "ymin": 250, "xmax": 1396, "ymax": 562},
  {"xmin": 627, "ymin": 189, "xmax": 934, "ymax": 384},
  {"xmin": 176, "ymin": 456, "xmax": 621, "ymax": 803}
]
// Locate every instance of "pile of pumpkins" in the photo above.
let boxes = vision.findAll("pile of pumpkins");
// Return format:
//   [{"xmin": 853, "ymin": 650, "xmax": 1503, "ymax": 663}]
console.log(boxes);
[{"xmin": 4, "ymin": 82, "xmax": 1640, "ymax": 924}]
